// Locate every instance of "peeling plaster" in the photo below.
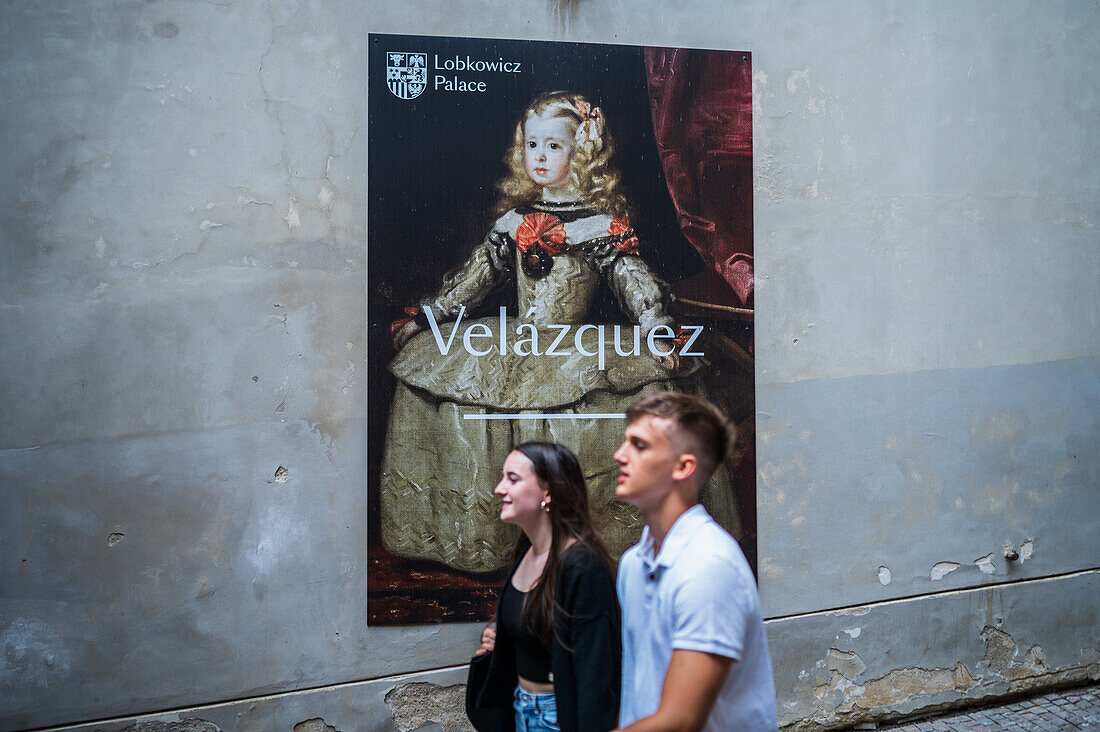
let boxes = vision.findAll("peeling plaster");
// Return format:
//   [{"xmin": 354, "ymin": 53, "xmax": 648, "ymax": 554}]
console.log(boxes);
[
  {"xmin": 930, "ymin": 561, "xmax": 960, "ymax": 581},
  {"xmin": 806, "ymin": 651, "xmax": 977, "ymax": 727},
  {"xmin": 860, "ymin": 664, "xmax": 977, "ymax": 708},
  {"xmin": 979, "ymin": 626, "xmax": 1051, "ymax": 680},
  {"xmin": 876, "ymin": 566, "xmax": 892, "ymax": 585},
  {"xmin": 385, "ymin": 682, "xmax": 473, "ymax": 732},
  {"xmin": 973, "ymin": 554, "xmax": 996, "ymax": 574},
  {"xmin": 785, "ymin": 614, "xmax": 1100, "ymax": 731},
  {"xmin": 826, "ymin": 648, "xmax": 867, "ymax": 679}
]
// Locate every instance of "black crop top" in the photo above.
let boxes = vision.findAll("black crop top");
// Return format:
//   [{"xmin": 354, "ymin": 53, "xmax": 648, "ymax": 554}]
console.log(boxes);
[{"xmin": 500, "ymin": 581, "xmax": 552, "ymax": 683}]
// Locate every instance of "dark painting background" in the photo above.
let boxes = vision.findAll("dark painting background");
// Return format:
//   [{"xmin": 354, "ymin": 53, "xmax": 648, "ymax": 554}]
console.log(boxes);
[{"xmin": 367, "ymin": 34, "xmax": 753, "ymax": 624}]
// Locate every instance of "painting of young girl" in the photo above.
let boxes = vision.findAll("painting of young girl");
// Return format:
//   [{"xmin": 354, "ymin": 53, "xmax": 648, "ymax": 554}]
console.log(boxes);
[
  {"xmin": 380, "ymin": 89, "xmax": 738, "ymax": 575},
  {"xmin": 368, "ymin": 35, "xmax": 754, "ymax": 623}
]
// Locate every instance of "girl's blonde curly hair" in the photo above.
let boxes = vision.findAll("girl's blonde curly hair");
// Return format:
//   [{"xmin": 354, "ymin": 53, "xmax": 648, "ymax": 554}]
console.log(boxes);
[{"xmin": 496, "ymin": 91, "xmax": 632, "ymax": 220}]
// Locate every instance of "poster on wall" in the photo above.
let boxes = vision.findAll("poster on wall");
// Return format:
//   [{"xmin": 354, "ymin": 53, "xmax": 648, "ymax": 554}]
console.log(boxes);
[{"xmin": 368, "ymin": 33, "xmax": 755, "ymax": 624}]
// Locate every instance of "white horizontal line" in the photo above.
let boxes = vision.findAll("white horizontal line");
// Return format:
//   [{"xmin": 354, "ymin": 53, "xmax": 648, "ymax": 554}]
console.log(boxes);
[{"xmin": 463, "ymin": 413, "xmax": 626, "ymax": 420}]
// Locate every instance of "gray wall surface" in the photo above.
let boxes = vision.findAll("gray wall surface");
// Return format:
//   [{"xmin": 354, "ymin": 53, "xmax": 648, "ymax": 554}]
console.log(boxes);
[{"xmin": 1, "ymin": 1, "xmax": 1097, "ymax": 730}]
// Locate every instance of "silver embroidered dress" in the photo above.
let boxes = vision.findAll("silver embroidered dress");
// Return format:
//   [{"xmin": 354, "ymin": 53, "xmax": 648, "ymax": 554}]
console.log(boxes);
[{"xmin": 380, "ymin": 201, "xmax": 739, "ymax": 572}]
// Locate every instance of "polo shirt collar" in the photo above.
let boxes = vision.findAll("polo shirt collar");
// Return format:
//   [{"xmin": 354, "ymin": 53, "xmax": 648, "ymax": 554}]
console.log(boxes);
[{"xmin": 640, "ymin": 504, "xmax": 708, "ymax": 573}]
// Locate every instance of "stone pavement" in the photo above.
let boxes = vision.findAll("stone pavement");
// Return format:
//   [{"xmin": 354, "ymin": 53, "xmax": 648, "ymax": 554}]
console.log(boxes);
[{"xmin": 877, "ymin": 684, "xmax": 1100, "ymax": 730}]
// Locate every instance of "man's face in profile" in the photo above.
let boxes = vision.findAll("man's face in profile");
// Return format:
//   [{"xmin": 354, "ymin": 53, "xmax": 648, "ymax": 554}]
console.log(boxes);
[{"xmin": 613, "ymin": 414, "xmax": 680, "ymax": 512}]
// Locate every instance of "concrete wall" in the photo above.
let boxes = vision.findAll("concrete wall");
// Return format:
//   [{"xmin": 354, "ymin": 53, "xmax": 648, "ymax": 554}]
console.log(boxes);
[{"xmin": 1, "ymin": 1, "xmax": 1096, "ymax": 730}]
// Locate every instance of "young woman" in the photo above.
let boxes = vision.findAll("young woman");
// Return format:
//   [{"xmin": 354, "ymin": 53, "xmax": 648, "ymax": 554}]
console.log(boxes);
[
  {"xmin": 467, "ymin": 442, "xmax": 620, "ymax": 732},
  {"xmin": 380, "ymin": 90, "xmax": 740, "ymax": 573}
]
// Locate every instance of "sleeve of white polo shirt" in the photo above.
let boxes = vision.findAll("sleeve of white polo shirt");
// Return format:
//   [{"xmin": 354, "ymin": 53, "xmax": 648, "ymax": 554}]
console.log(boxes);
[{"xmin": 670, "ymin": 553, "xmax": 747, "ymax": 661}]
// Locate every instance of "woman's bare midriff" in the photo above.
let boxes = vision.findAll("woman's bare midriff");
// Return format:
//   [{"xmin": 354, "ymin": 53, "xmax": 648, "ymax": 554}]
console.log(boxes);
[{"xmin": 518, "ymin": 675, "xmax": 555, "ymax": 694}]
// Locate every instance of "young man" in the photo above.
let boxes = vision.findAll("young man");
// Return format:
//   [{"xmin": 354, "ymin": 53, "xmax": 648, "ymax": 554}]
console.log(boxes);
[{"xmin": 613, "ymin": 391, "xmax": 777, "ymax": 731}]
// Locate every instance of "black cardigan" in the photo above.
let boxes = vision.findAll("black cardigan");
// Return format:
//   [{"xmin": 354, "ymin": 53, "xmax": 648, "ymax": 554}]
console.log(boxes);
[{"xmin": 468, "ymin": 543, "xmax": 622, "ymax": 732}]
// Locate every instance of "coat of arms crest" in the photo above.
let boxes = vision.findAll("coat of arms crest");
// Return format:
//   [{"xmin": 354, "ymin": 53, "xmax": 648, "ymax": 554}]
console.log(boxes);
[{"xmin": 386, "ymin": 52, "xmax": 427, "ymax": 100}]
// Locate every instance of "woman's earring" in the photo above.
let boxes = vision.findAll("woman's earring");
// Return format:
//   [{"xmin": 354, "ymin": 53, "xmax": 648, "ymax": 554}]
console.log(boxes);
[{"xmin": 540, "ymin": 499, "xmax": 550, "ymax": 512}]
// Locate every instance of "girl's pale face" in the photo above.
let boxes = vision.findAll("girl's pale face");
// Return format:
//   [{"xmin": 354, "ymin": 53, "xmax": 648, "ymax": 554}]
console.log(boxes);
[
  {"xmin": 523, "ymin": 114, "xmax": 577, "ymax": 201},
  {"xmin": 494, "ymin": 451, "xmax": 550, "ymax": 527}
]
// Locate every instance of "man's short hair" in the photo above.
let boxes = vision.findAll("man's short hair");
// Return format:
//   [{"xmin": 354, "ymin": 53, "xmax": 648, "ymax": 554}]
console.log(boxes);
[{"xmin": 625, "ymin": 391, "xmax": 735, "ymax": 484}]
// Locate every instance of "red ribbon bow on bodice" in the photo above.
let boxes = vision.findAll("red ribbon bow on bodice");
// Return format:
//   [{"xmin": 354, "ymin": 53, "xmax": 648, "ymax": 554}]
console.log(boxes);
[
  {"xmin": 516, "ymin": 212, "xmax": 568, "ymax": 255},
  {"xmin": 608, "ymin": 217, "xmax": 640, "ymax": 254}
]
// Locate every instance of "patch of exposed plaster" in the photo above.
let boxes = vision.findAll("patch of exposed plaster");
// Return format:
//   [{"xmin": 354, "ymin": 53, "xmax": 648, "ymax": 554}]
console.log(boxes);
[
  {"xmin": 810, "ymin": 650, "xmax": 976, "ymax": 724},
  {"xmin": 385, "ymin": 682, "xmax": 473, "ymax": 732},
  {"xmin": 980, "ymin": 626, "xmax": 1049, "ymax": 680},
  {"xmin": 811, "ymin": 650, "xmax": 869, "ymax": 713},
  {"xmin": 844, "ymin": 627, "xmax": 862, "ymax": 639},
  {"xmin": 877, "ymin": 566, "xmax": 892, "ymax": 585},
  {"xmin": 107, "ymin": 532, "xmax": 126, "ymax": 547},
  {"xmin": 293, "ymin": 719, "xmax": 338, "ymax": 732},
  {"xmin": 1020, "ymin": 538, "xmax": 1034, "ymax": 561},
  {"xmin": 973, "ymin": 554, "xmax": 996, "ymax": 574},
  {"xmin": 930, "ymin": 562, "xmax": 959, "ymax": 581},
  {"xmin": 981, "ymin": 626, "xmax": 1018, "ymax": 670},
  {"xmin": 827, "ymin": 648, "xmax": 866, "ymax": 679},
  {"xmin": 787, "ymin": 625, "xmax": 1099, "ymax": 730},
  {"xmin": 860, "ymin": 663, "xmax": 976, "ymax": 708},
  {"xmin": 274, "ymin": 465, "xmax": 290, "ymax": 483}
]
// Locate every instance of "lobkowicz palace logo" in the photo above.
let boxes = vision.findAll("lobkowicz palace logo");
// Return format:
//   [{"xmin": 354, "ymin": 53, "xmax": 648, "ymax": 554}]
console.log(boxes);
[
  {"xmin": 386, "ymin": 52, "xmax": 427, "ymax": 100},
  {"xmin": 386, "ymin": 48, "xmax": 525, "ymax": 99}
]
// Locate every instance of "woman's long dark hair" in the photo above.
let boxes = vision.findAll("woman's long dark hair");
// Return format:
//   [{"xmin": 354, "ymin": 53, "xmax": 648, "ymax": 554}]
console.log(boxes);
[{"xmin": 510, "ymin": 441, "xmax": 614, "ymax": 650}]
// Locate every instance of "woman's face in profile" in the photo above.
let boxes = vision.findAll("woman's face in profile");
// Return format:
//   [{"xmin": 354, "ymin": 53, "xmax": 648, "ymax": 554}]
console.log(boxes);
[{"xmin": 494, "ymin": 450, "xmax": 549, "ymax": 526}]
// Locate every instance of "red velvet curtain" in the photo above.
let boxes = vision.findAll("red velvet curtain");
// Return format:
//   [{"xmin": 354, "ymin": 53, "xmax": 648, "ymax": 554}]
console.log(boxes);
[{"xmin": 645, "ymin": 47, "xmax": 754, "ymax": 304}]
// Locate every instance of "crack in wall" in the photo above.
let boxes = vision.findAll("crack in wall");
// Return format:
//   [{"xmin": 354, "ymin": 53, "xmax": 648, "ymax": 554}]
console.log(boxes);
[{"xmin": 293, "ymin": 719, "xmax": 338, "ymax": 732}]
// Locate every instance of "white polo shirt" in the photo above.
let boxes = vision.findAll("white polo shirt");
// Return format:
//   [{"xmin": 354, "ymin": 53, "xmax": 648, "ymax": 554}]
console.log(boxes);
[{"xmin": 618, "ymin": 505, "xmax": 777, "ymax": 731}]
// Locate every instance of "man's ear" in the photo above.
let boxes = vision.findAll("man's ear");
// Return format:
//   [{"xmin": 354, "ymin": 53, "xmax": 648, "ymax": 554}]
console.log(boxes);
[{"xmin": 670, "ymin": 453, "xmax": 698, "ymax": 483}]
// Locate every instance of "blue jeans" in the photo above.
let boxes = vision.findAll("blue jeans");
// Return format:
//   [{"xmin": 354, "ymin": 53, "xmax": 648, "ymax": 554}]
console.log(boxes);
[{"xmin": 513, "ymin": 686, "xmax": 560, "ymax": 732}]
